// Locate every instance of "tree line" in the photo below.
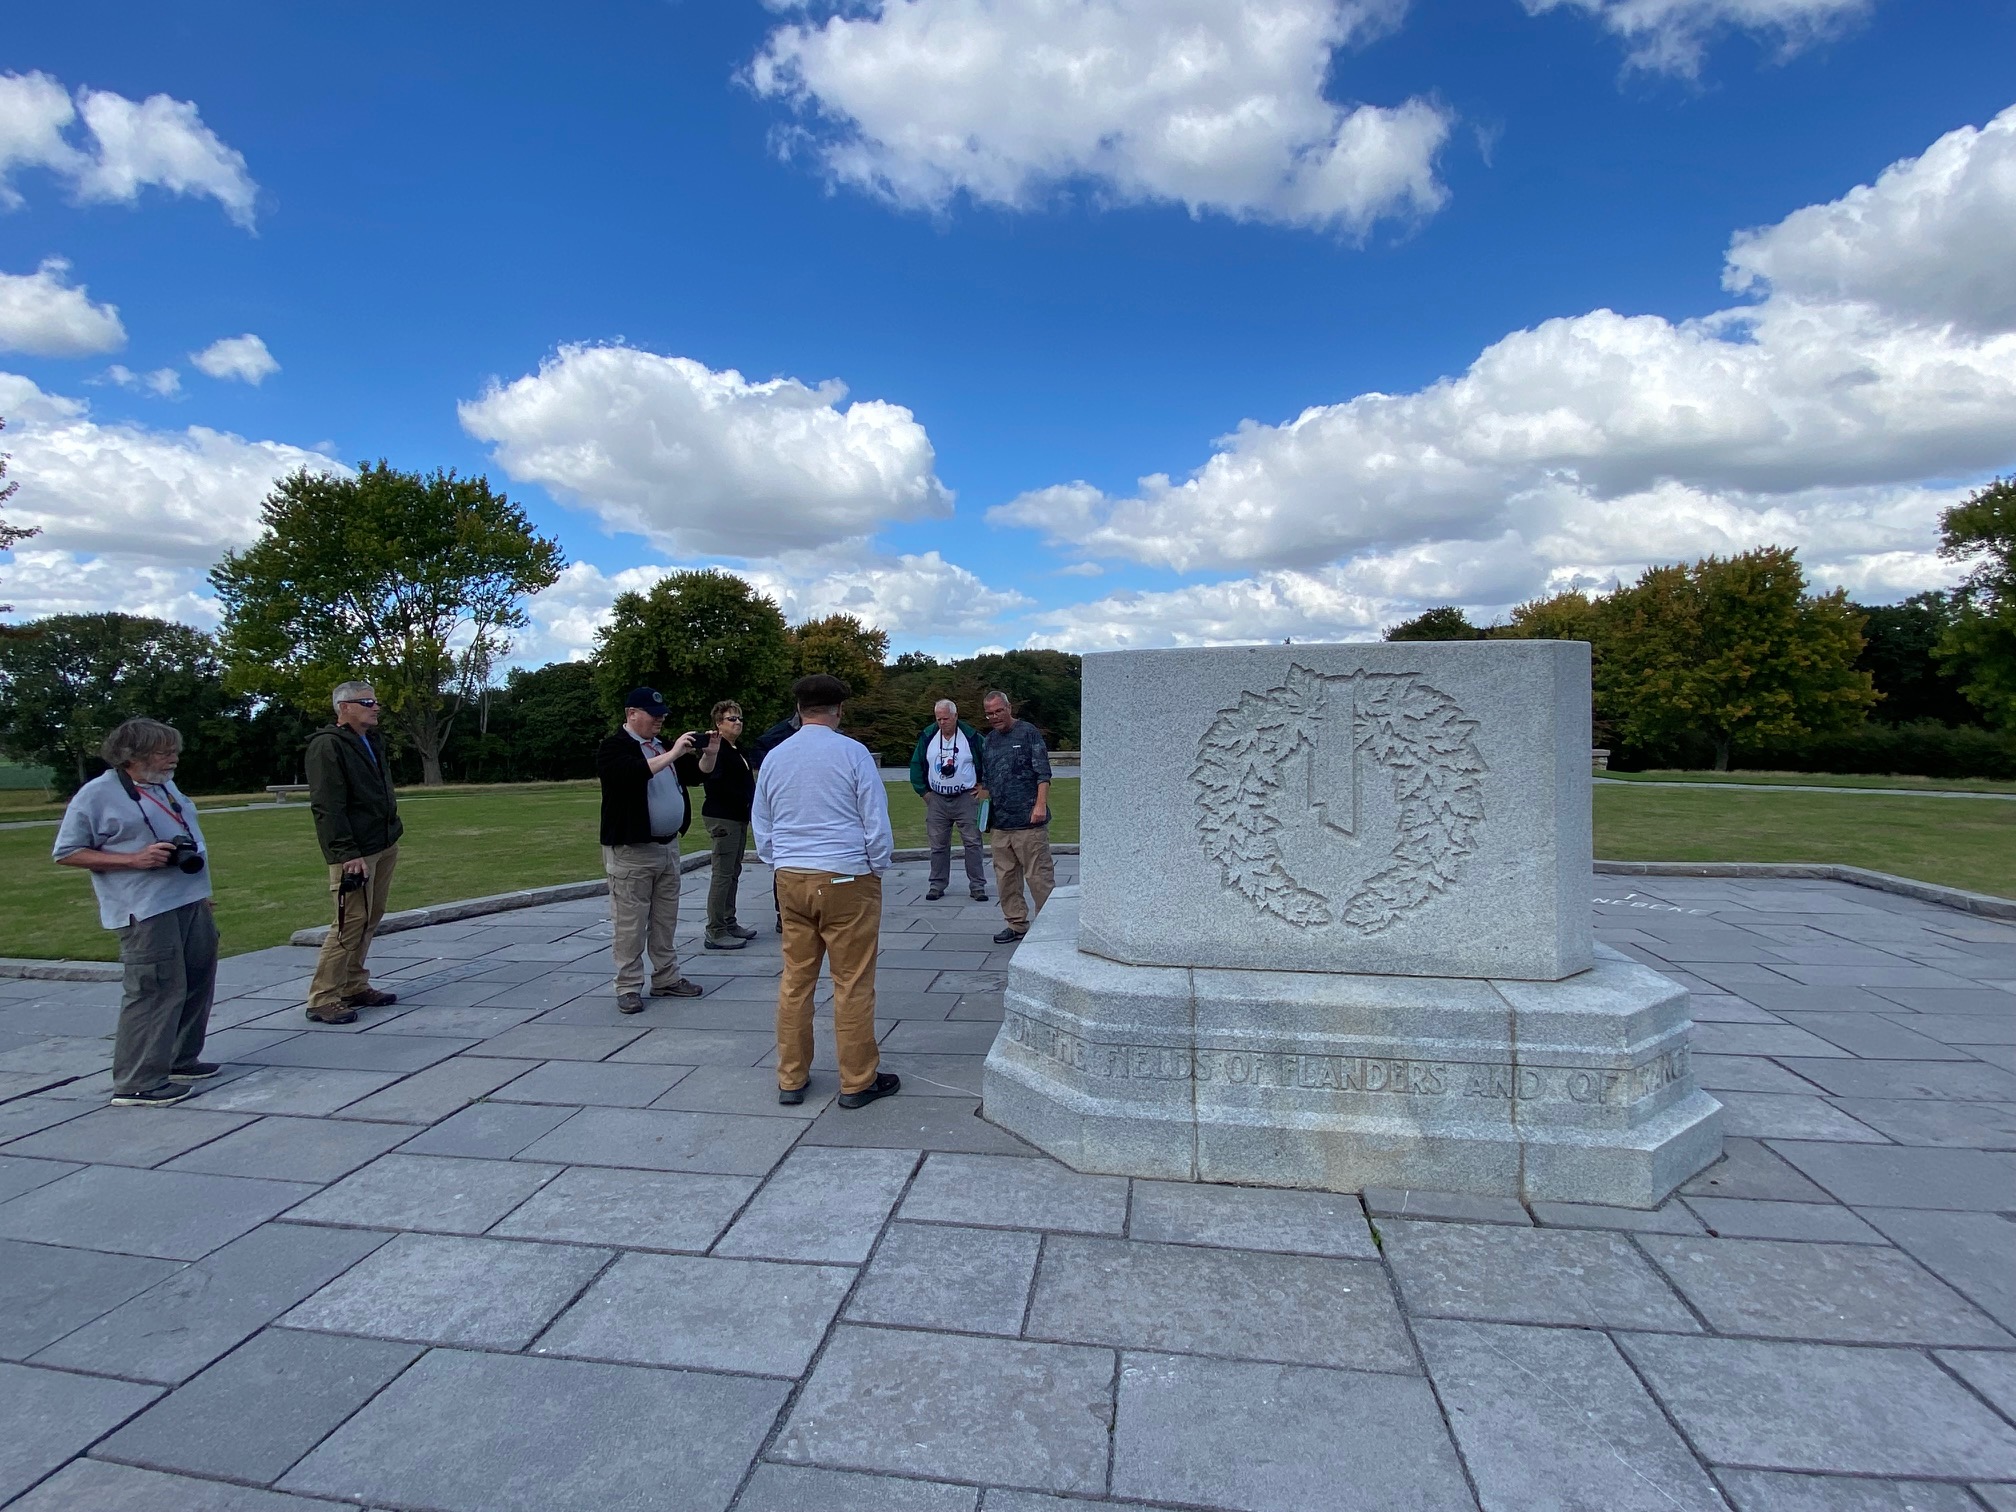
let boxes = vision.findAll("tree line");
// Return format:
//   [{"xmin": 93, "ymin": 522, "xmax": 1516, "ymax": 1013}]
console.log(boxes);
[
  {"xmin": 1384, "ymin": 479, "xmax": 2016, "ymax": 773},
  {"xmin": 0, "ymin": 460, "xmax": 1082, "ymax": 794}
]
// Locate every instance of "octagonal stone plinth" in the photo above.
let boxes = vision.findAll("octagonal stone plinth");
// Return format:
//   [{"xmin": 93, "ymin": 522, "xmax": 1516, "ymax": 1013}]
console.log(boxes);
[{"xmin": 984, "ymin": 891, "xmax": 1722, "ymax": 1209}]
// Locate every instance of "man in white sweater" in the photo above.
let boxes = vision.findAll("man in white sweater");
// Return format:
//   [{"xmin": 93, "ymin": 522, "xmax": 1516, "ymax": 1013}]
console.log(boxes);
[{"xmin": 751, "ymin": 674, "xmax": 900, "ymax": 1109}]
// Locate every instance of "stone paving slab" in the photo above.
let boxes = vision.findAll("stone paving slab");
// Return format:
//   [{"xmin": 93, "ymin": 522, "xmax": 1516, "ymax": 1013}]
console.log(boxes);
[
  {"xmin": 0, "ymin": 1361, "xmax": 161, "ymax": 1503},
  {"xmin": 3, "ymin": 866, "xmax": 2015, "ymax": 1509}
]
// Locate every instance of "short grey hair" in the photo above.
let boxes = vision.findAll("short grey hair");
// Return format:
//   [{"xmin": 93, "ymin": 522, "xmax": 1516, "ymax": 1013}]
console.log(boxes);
[
  {"xmin": 100, "ymin": 717, "xmax": 182, "ymax": 769},
  {"xmin": 331, "ymin": 680, "xmax": 375, "ymax": 712},
  {"xmin": 934, "ymin": 699, "xmax": 957, "ymax": 717},
  {"xmin": 982, "ymin": 689, "xmax": 1012, "ymax": 713}
]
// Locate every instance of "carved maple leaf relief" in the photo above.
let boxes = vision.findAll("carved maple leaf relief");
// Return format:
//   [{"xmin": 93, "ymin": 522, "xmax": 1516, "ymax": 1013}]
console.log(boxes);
[{"xmin": 1191, "ymin": 666, "xmax": 1487, "ymax": 933}]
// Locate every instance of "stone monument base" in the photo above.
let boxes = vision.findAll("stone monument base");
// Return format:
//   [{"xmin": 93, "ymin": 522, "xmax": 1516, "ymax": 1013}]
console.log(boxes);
[{"xmin": 982, "ymin": 890, "xmax": 1722, "ymax": 1209}]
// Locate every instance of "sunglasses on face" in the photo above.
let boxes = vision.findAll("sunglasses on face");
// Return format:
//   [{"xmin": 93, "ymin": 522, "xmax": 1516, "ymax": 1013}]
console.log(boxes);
[{"xmin": 341, "ymin": 699, "xmax": 380, "ymax": 708}]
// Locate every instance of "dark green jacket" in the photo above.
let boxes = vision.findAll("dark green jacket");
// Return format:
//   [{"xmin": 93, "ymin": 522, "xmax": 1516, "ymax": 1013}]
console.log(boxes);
[
  {"xmin": 305, "ymin": 724, "xmax": 404, "ymax": 863},
  {"xmin": 909, "ymin": 720, "xmax": 983, "ymax": 796}
]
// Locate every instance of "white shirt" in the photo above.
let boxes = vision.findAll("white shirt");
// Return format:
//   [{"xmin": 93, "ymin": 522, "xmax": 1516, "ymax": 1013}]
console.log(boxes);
[
  {"xmin": 928, "ymin": 726, "xmax": 977, "ymax": 793},
  {"xmin": 752, "ymin": 724, "xmax": 895, "ymax": 875}
]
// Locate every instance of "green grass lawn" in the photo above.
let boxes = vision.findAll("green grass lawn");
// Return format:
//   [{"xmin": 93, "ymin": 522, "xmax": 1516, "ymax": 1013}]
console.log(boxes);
[
  {"xmin": 3, "ymin": 778, "xmax": 1083, "ymax": 962},
  {"xmin": 1604, "ymin": 769, "xmax": 2016, "ymax": 796},
  {"xmin": 1593, "ymin": 784, "xmax": 2016, "ymax": 899},
  {"xmin": 12, "ymin": 775, "xmax": 2003, "ymax": 961}
]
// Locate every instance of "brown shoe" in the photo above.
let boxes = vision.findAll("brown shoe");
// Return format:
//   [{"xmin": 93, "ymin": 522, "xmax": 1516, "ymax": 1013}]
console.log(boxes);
[
  {"xmin": 306, "ymin": 1007, "xmax": 360, "ymax": 1025},
  {"xmin": 616, "ymin": 992, "xmax": 645, "ymax": 1014},
  {"xmin": 650, "ymin": 979, "xmax": 704, "ymax": 998},
  {"xmin": 343, "ymin": 987, "xmax": 399, "ymax": 1009}
]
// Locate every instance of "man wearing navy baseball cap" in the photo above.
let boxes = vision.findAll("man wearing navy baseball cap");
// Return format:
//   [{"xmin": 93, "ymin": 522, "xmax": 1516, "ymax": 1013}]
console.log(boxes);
[{"xmin": 595, "ymin": 687, "xmax": 706, "ymax": 1012}]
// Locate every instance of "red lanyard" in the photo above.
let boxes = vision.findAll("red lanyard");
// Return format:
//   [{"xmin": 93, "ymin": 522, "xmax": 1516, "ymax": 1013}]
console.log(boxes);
[{"xmin": 137, "ymin": 786, "xmax": 191, "ymax": 835}]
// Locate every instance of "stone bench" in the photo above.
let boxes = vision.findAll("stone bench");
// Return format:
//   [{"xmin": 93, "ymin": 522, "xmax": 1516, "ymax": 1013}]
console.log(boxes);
[{"xmin": 265, "ymin": 784, "xmax": 311, "ymax": 803}]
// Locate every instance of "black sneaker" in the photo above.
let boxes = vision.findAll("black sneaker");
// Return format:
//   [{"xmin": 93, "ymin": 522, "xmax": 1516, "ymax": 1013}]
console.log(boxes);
[
  {"xmin": 112, "ymin": 1083, "xmax": 193, "ymax": 1107},
  {"xmin": 837, "ymin": 1072, "xmax": 900, "ymax": 1109},
  {"xmin": 168, "ymin": 1062, "xmax": 221, "ymax": 1082},
  {"xmin": 703, "ymin": 937, "xmax": 746, "ymax": 951},
  {"xmin": 993, "ymin": 927, "xmax": 1026, "ymax": 944},
  {"xmin": 971, "ymin": 890, "xmax": 989, "ymax": 902},
  {"xmin": 778, "ymin": 1083, "xmax": 808, "ymax": 1106}
]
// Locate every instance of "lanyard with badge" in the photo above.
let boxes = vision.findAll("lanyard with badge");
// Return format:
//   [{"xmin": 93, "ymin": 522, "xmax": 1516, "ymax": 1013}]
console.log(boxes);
[{"xmin": 115, "ymin": 769, "xmax": 204, "ymax": 874}]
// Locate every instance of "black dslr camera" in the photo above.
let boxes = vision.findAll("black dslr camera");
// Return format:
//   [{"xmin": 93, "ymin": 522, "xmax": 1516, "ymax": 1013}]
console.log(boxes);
[
  {"xmin": 338, "ymin": 867, "xmax": 368, "ymax": 895},
  {"xmin": 165, "ymin": 835, "xmax": 205, "ymax": 874}
]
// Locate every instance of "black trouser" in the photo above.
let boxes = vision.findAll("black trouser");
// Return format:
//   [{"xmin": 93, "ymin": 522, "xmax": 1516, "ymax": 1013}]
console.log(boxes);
[{"xmin": 113, "ymin": 899, "xmax": 218, "ymax": 1095}]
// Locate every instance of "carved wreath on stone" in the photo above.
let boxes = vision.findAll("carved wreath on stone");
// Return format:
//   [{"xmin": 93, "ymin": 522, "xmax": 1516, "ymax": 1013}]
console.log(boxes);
[{"xmin": 1190, "ymin": 664, "xmax": 1487, "ymax": 933}]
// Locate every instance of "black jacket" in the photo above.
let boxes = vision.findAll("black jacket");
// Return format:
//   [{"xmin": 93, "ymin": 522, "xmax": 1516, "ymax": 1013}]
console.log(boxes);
[
  {"xmin": 304, "ymin": 725, "xmax": 404, "ymax": 863},
  {"xmin": 597, "ymin": 730, "xmax": 693, "ymax": 846}
]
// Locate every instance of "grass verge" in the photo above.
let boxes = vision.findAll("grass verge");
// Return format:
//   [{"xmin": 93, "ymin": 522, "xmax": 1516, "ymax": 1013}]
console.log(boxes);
[
  {"xmin": 3, "ymin": 779, "xmax": 1081, "ymax": 962},
  {"xmin": 1603, "ymin": 769, "xmax": 2016, "ymax": 796}
]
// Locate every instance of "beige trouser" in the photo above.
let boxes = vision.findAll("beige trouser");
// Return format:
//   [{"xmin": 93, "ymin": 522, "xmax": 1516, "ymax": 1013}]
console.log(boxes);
[
  {"xmin": 990, "ymin": 827, "xmax": 1055, "ymax": 931},
  {"xmin": 775, "ymin": 869, "xmax": 882, "ymax": 1095},
  {"xmin": 604, "ymin": 841, "xmax": 683, "ymax": 995},
  {"xmin": 308, "ymin": 844, "xmax": 398, "ymax": 1013}
]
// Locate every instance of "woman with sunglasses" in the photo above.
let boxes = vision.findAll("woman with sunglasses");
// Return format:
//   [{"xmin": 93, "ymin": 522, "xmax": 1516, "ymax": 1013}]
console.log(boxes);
[{"xmin": 695, "ymin": 700, "xmax": 761, "ymax": 951}]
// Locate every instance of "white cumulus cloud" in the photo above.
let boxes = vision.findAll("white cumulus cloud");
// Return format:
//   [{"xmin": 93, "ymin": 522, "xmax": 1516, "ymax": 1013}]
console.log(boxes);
[
  {"xmin": 104, "ymin": 363, "xmax": 182, "ymax": 397},
  {"xmin": 191, "ymin": 333, "xmax": 279, "ymax": 385},
  {"xmin": 0, "ymin": 370, "xmax": 339, "ymax": 571},
  {"xmin": 459, "ymin": 343, "xmax": 954, "ymax": 557},
  {"xmin": 0, "ymin": 71, "xmax": 257, "ymax": 227},
  {"xmin": 0, "ymin": 258, "xmax": 125, "ymax": 355},
  {"xmin": 1521, "ymin": 0, "xmax": 1872, "ymax": 75},
  {"xmin": 749, "ymin": 0, "xmax": 1452, "ymax": 234},
  {"xmin": 1009, "ymin": 103, "xmax": 2016, "ymax": 646}
]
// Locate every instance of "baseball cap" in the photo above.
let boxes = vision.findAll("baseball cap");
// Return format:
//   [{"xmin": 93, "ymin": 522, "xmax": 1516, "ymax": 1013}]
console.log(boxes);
[{"xmin": 623, "ymin": 687, "xmax": 670, "ymax": 717}]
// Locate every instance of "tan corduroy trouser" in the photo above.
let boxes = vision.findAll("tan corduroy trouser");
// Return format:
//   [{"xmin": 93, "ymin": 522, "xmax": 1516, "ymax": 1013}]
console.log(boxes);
[
  {"xmin": 774, "ymin": 869, "xmax": 882, "ymax": 1095},
  {"xmin": 307, "ymin": 844, "xmax": 398, "ymax": 1013},
  {"xmin": 989, "ymin": 827, "xmax": 1055, "ymax": 931}
]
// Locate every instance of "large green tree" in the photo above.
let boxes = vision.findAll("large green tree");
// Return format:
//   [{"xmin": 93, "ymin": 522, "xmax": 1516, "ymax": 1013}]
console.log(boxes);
[
  {"xmin": 1383, "ymin": 606, "xmax": 1483, "ymax": 641},
  {"xmin": 592, "ymin": 570, "xmax": 793, "ymax": 734},
  {"xmin": 211, "ymin": 462, "xmax": 564, "ymax": 785},
  {"xmin": 1937, "ymin": 478, "xmax": 2016, "ymax": 729},
  {"xmin": 791, "ymin": 613, "xmax": 889, "ymax": 697},
  {"xmin": 1854, "ymin": 591, "xmax": 1978, "ymax": 726},
  {"xmin": 1595, "ymin": 546, "xmax": 1875, "ymax": 770},
  {"xmin": 0, "ymin": 614, "xmax": 237, "ymax": 788},
  {"xmin": 0, "ymin": 418, "xmax": 37, "ymax": 624}
]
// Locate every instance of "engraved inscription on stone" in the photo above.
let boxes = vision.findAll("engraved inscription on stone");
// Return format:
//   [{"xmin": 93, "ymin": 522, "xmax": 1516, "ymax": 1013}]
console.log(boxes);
[
  {"xmin": 1190, "ymin": 664, "xmax": 1486, "ymax": 935},
  {"xmin": 1002, "ymin": 1013, "xmax": 1687, "ymax": 1109}
]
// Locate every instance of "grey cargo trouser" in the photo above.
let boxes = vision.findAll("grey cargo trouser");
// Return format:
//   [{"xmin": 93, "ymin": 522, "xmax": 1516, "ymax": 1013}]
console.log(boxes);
[
  {"xmin": 925, "ymin": 788, "xmax": 986, "ymax": 893},
  {"xmin": 113, "ymin": 899, "xmax": 218, "ymax": 1095}
]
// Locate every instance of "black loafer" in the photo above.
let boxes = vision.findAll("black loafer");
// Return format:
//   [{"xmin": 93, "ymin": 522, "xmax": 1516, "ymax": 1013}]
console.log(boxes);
[
  {"xmin": 778, "ymin": 1083, "xmax": 808, "ymax": 1106},
  {"xmin": 993, "ymin": 927, "xmax": 1026, "ymax": 944},
  {"xmin": 837, "ymin": 1072, "xmax": 900, "ymax": 1109}
]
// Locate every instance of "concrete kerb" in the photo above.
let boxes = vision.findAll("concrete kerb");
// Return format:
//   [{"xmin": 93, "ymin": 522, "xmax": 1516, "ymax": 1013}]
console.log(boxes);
[
  {"xmin": 283, "ymin": 844, "xmax": 1087, "ymax": 948},
  {"xmin": 0, "ymin": 848, "xmax": 1993, "ymax": 979}
]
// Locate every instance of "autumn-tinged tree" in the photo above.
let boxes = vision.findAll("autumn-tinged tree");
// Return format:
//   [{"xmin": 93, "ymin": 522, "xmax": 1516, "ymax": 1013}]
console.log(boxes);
[
  {"xmin": 1595, "ymin": 547, "xmax": 1875, "ymax": 771},
  {"xmin": 791, "ymin": 613, "xmax": 889, "ymax": 697},
  {"xmin": 211, "ymin": 463, "xmax": 564, "ymax": 786},
  {"xmin": 1383, "ymin": 606, "xmax": 1483, "ymax": 641},
  {"xmin": 0, "ymin": 418, "xmax": 38, "ymax": 624},
  {"xmin": 1499, "ymin": 590, "xmax": 1602, "ymax": 644},
  {"xmin": 1937, "ymin": 478, "xmax": 2016, "ymax": 729},
  {"xmin": 592, "ymin": 570, "xmax": 793, "ymax": 734}
]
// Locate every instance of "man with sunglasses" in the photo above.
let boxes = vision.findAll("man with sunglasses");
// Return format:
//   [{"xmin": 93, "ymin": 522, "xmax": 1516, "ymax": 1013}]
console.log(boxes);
[
  {"xmin": 304, "ymin": 681, "xmax": 404, "ymax": 1024},
  {"xmin": 694, "ymin": 700, "xmax": 760, "ymax": 951}
]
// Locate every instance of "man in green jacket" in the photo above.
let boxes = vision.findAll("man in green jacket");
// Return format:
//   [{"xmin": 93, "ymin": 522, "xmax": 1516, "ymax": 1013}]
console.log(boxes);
[
  {"xmin": 908, "ymin": 699, "xmax": 988, "ymax": 903},
  {"xmin": 304, "ymin": 680, "xmax": 404, "ymax": 1024}
]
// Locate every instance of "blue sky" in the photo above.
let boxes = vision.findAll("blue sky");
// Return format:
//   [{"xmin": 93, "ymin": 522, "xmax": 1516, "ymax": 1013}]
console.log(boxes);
[{"xmin": 2, "ymin": 0, "xmax": 2013, "ymax": 663}]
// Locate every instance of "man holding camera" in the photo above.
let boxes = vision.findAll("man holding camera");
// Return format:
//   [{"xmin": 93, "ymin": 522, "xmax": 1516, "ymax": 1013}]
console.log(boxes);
[
  {"xmin": 597, "ymin": 687, "xmax": 705, "ymax": 1012},
  {"xmin": 53, "ymin": 718, "xmax": 219, "ymax": 1106},
  {"xmin": 304, "ymin": 681, "xmax": 403, "ymax": 1025},
  {"xmin": 908, "ymin": 699, "xmax": 987, "ymax": 903}
]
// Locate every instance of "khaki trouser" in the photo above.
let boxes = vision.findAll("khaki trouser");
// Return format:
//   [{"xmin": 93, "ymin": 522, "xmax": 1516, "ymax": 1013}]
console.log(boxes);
[
  {"xmin": 703, "ymin": 818, "xmax": 748, "ymax": 944},
  {"xmin": 775, "ymin": 869, "xmax": 882, "ymax": 1095},
  {"xmin": 114, "ymin": 899, "xmax": 218, "ymax": 1094},
  {"xmin": 604, "ymin": 841, "xmax": 683, "ymax": 995},
  {"xmin": 990, "ymin": 827, "xmax": 1055, "ymax": 931},
  {"xmin": 308, "ymin": 844, "xmax": 398, "ymax": 1013},
  {"xmin": 924, "ymin": 789, "xmax": 987, "ymax": 893}
]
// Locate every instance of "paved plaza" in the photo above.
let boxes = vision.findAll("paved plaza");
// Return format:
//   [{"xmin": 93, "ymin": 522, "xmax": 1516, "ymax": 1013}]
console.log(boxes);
[{"xmin": 0, "ymin": 859, "xmax": 2014, "ymax": 1510}]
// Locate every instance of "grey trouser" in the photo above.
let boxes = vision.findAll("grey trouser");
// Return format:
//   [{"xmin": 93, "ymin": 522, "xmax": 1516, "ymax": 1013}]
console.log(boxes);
[
  {"xmin": 925, "ymin": 789, "xmax": 986, "ymax": 893},
  {"xmin": 604, "ymin": 841, "xmax": 682, "ymax": 995},
  {"xmin": 114, "ymin": 899, "xmax": 218, "ymax": 1095},
  {"xmin": 704, "ymin": 818, "xmax": 748, "ymax": 943}
]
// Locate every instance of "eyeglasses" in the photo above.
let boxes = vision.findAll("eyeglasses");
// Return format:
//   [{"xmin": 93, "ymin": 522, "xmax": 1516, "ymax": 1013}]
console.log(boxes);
[
  {"xmin": 341, "ymin": 699, "xmax": 379, "ymax": 708},
  {"xmin": 722, "ymin": 716, "xmax": 744, "ymax": 722}
]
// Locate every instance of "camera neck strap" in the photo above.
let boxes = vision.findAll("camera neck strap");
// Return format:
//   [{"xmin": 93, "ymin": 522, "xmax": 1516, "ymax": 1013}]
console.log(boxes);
[{"xmin": 115, "ymin": 768, "xmax": 192, "ymax": 838}]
